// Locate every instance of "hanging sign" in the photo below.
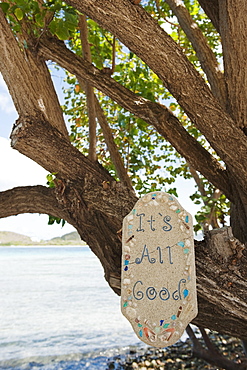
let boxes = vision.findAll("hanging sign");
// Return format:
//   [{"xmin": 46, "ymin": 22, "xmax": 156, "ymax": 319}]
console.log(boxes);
[{"xmin": 121, "ymin": 191, "xmax": 197, "ymax": 347}]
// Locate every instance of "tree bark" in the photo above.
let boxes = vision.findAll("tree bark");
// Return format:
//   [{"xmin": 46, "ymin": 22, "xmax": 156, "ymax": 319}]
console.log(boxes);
[
  {"xmin": 194, "ymin": 228, "xmax": 247, "ymax": 340},
  {"xmin": 166, "ymin": 0, "xmax": 226, "ymax": 107},
  {"xmin": 6, "ymin": 114, "xmax": 247, "ymax": 340},
  {"xmin": 219, "ymin": 0, "xmax": 247, "ymax": 128},
  {"xmin": 39, "ymin": 36, "xmax": 231, "ymax": 201},
  {"xmin": 0, "ymin": 9, "xmax": 68, "ymax": 137},
  {"xmin": 79, "ymin": 14, "xmax": 97, "ymax": 161},
  {"xmin": 63, "ymin": 0, "xmax": 247, "ymax": 204},
  {"xmin": 0, "ymin": 186, "xmax": 75, "ymax": 226},
  {"xmin": 0, "ymin": 0, "xmax": 247, "ymax": 344},
  {"xmin": 197, "ymin": 0, "xmax": 220, "ymax": 33}
]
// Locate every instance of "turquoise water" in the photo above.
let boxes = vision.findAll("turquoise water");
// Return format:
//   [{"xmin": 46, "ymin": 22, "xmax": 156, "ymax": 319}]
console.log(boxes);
[{"xmin": 0, "ymin": 246, "xmax": 141, "ymax": 369}]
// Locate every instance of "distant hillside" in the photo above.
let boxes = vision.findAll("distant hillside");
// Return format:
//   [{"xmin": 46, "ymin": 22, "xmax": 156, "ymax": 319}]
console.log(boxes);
[
  {"xmin": 0, "ymin": 231, "xmax": 33, "ymax": 245},
  {"xmin": 49, "ymin": 231, "xmax": 85, "ymax": 244},
  {"xmin": 0, "ymin": 231, "xmax": 85, "ymax": 246}
]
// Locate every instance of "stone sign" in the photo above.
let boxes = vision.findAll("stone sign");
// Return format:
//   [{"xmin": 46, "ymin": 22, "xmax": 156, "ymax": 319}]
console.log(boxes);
[{"xmin": 121, "ymin": 191, "xmax": 197, "ymax": 347}]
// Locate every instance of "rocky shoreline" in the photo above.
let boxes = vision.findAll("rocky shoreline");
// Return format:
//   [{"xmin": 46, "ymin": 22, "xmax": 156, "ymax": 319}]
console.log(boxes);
[{"xmin": 106, "ymin": 332, "xmax": 247, "ymax": 369}]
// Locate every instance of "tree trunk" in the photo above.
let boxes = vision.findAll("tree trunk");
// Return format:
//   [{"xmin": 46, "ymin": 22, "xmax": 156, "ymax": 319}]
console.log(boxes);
[
  {"xmin": 5, "ymin": 116, "xmax": 246, "ymax": 341},
  {"xmin": 0, "ymin": 0, "xmax": 247, "ymax": 345},
  {"xmin": 230, "ymin": 190, "xmax": 247, "ymax": 244}
]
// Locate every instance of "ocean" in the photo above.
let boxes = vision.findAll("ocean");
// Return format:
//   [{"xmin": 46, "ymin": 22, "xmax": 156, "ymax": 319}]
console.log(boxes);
[{"xmin": 0, "ymin": 246, "xmax": 143, "ymax": 370}]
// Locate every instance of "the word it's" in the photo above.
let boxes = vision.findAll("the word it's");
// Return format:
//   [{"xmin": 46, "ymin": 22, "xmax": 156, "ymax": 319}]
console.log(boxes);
[{"xmin": 135, "ymin": 213, "xmax": 172, "ymax": 232}]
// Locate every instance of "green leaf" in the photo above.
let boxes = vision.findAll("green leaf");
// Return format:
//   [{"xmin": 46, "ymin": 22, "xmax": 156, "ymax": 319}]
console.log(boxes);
[
  {"xmin": 129, "ymin": 51, "xmax": 134, "ymax": 60},
  {"xmin": 56, "ymin": 20, "xmax": 70, "ymax": 40},
  {"xmin": 35, "ymin": 13, "xmax": 45, "ymax": 28},
  {"xmin": 15, "ymin": 0, "xmax": 26, "ymax": 6},
  {"xmin": 0, "ymin": 3, "xmax": 10, "ymax": 14},
  {"xmin": 48, "ymin": 19, "xmax": 57, "ymax": 35},
  {"xmin": 64, "ymin": 11, "xmax": 78, "ymax": 31},
  {"xmin": 14, "ymin": 7, "xmax": 23, "ymax": 21}
]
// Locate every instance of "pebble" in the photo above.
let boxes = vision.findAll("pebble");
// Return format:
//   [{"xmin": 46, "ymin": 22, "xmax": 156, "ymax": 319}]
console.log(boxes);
[{"xmin": 106, "ymin": 332, "xmax": 246, "ymax": 369}]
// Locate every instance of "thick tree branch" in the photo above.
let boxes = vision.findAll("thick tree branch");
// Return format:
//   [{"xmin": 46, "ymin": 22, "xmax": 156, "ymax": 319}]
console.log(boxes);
[
  {"xmin": 79, "ymin": 14, "xmax": 97, "ymax": 161},
  {"xmin": 0, "ymin": 185, "xmax": 74, "ymax": 225},
  {"xmin": 38, "ymin": 36, "xmax": 232, "ymax": 201},
  {"xmin": 194, "ymin": 227, "xmax": 247, "ymax": 340},
  {"xmin": 10, "ymin": 113, "xmax": 113, "ymax": 185},
  {"xmin": 4, "ymin": 116, "xmax": 247, "ymax": 341},
  {"xmin": 0, "ymin": 9, "xmax": 68, "ymax": 137},
  {"xmin": 199, "ymin": 327, "xmax": 219, "ymax": 354},
  {"xmin": 166, "ymin": 0, "xmax": 226, "ymax": 107},
  {"xmin": 219, "ymin": 0, "xmax": 247, "ymax": 128},
  {"xmin": 197, "ymin": 0, "xmax": 220, "ymax": 33},
  {"xmin": 0, "ymin": 181, "xmax": 135, "ymax": 296},
  {"xmin": 10, "ymin": 113, "xmax": 137, "ymax": 217},
  {"xmin": 63, "ymin": 0, "xmax": 247, "ymax": 191}
]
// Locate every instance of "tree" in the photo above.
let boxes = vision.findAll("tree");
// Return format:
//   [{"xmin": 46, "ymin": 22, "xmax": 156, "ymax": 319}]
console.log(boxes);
[{"xmin": 0, "ymin": 0, "xmax": 246, "ymax": 355}]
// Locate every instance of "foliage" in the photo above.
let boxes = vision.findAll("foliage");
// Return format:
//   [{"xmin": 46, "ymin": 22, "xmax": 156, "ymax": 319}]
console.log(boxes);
[
  {"xmin": 2, "ymin": 0, "xmax": 229, "ymax": 233},
  {"xmin": 0, "ymin": 0, "xmax": 78, "ymax": 39},
  {"xmin": 46, "ymin": 172, "xmax": 66, "ymax": 226}
]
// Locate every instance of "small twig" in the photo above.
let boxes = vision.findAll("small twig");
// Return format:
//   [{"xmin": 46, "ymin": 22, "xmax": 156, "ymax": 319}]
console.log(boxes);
[
  {"xmin": 76, "ymin": 77, "xmax": 133, "ymax": 190},
  {"xmin": 186, "ymin": 325, "xmax": 246, "ymax": 370},
  {"xmin": 198, "ymin": 326, "xmax": 219, "ymax": 354},
  {"xmin": 94, "ymin": 97, "xmax": 133, "ymax": 189},
  {"xmin": 188, "ymin": 164, "xmax": 222, "ymax": 230},
  {"xmin": 79, "ymin": 14, "xmax": 97, "ymax": 162},
  {"xmin": 186, "ymin": 324, "xmax": 203, "ymax": 352},
  {"xmin": 188, "ymin": 164, "xmax": 206, "ymax": 197},
  {"xmin": 111, "ymin": 35, "xmax": 116, "ymax": 74}
]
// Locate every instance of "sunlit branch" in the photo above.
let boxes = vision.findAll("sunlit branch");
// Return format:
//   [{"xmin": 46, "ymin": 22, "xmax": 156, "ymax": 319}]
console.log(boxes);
[
  {"xmin": 0, "ymin": 186, "xmax": 74, "ymax": 224},
  {"xmin": 0, "ymin": 9, "xmax": 68, "ymax": 137},
  {"xmin": 79, "ymin": 14, "xmax": 97, "ymax": 161},
  {"xmin": 63, "ymin": 0, "xmax": 247, "ymax": 195},
  {"xmin": 219, "ymin": 1, "xmax": 247, "ymax": 129},
  {"xmin": 94, "ymin": 96, "xmax": 133, "ymax": 189},
  {"xmin": 38, "ymin": 35, "xmax": 232, "ymax": 201},
  {"xmin": 76, "ymin": 76, "xmax": 133, "ymax": 189},
  {"xmin": 111, "ymin": 35, "xmax": 116, "ymax": 73},
  {"xmin": 166, "ymin": 0, "xmax": 226, "ymax": 107}
]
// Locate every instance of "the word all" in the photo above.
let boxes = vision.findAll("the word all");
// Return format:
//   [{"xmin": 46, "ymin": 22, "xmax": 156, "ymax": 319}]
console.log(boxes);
[{"xmin": 135, "ymin": 245, "xmax": 173, "ymax": 265}]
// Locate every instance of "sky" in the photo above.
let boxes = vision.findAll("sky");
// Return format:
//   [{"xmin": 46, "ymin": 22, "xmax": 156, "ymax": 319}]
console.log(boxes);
[
  {"xmin": 0, "ymin": 72, "xmax": 76, "ymax": 241},
  {"xmin": 0, "ymin": 72, "xmax": 200, "ymax": 241}
]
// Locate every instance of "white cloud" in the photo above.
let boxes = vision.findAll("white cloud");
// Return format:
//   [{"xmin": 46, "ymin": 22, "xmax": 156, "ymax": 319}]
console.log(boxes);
[
  {"xmin": 0, "ymin": 76, "xmax": 76, "ymax": 240},
  {"xmin": 0, "ymin": 136, "xmax": 75, "ymax": 239},
  {"xmin": 0, "ymin": 137, "xmax": 47, "ymax": 190},
  {"xmin": 0, "ymin": 73, "xmax": 7, "ymax": 89},
  {"xmin": 0, "ymin": 92, "xmax": 15, "ymax": 114},
  {"xmin": 0, "ymin": 74, "xmax": 16, "ymax": 114},
  {"xmin": 0, "ymin": 213, "xmax": 75, "ymax": 241}
]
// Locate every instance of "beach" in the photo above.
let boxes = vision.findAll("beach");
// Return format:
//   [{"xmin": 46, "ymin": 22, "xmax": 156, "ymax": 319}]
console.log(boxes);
[{"xmin": 0, "ymin": 246, "xmax": 245, "ymax": 369}]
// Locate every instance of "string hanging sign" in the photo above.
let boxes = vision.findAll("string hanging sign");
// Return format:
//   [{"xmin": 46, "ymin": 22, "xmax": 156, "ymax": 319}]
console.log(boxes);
[{"xmin": 121, "ymin": 191, "xmax": 197, "ymax": 347}]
